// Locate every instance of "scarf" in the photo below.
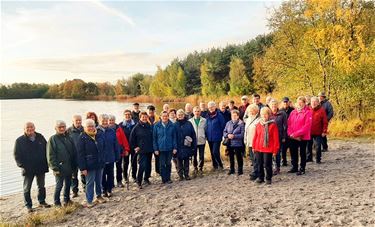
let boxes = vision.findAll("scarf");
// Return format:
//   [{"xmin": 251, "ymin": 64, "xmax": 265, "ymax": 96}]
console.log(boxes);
[
  {"xmin": 208, "ymin": 110, "xmax": 217, "ymax": 118},
  {"xmin": 85, "ymin": 128, "xmax": 97, "ymax": 141},
  {"xmin": 259, "ymin": 118, "xmax": 275, "ymax": 147}
]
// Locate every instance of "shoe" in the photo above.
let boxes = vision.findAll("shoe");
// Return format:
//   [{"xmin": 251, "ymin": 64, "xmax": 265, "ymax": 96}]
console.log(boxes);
[
  {"xmin": 39, "ymin": 202, "xmax": 51, "ymax": 208},
  {"xmin": 282, "ymin": 162, "xmax": 288, "ymax": 167},
  {"xmin": 255, "ymin": 178, "xmax": 264, "ymax": 184},
  {"xmin": 296, "ymin": 170, "xmax": 305, "ymax": 175},
  {"xmin": 249, "ymin": 175, "xmax": 257, "ymax": 181},
  {"xmin": 316, "ymin": 160, "xmax": 321, "ymax": 164},
  {"xmin": 83, "ymin": 202, "xmax": 96, "ymax": 208},
  {"xmin": 167, "ymin": 180, "xmax": 173, "ymax": 184},
  {"xmin": 138, "ymin": 184, "xmax": 143, "ymax": 189},
  {"xmin": 227, "ymin": 171, "xmax": 235, "ymax": 175},
  {"xmin": 63, "ymin": 200, "xmax": 73, "ymax": 207},
  {"xmin": 95, "ymin": 196, "xmax": 107, "ymax": 204},
  {"xmin": 107, "ymin": 192, "xmax": 112, "ymax": 198},
  {"xmin": 306, "ymin": 159, "xmax": 313, "ymax": 163},
  {"xmin": 178, "ymin": 175, "xmax": 184, "ymax": 181},
  {"xmin": 185, "ymin": 176, "xmax": 191, "ymax": 181},
  {"xmin": 273, "ymin": 168, "xmax": 280, "ymax": 176},
  {"xmin": 118, "ymin": 182, "xmax": 124, "ymax": 188},
  {"xmin": 322, "ymin": 149, "xmax": 328, "ymax": 152},
  {"xmin": 237, "ymin": 171, "xmax": 243, "ymax": 176},
  {"xmin": 103, "ymin": 192, "xmax": 108, "ymax": 198},
  {"xmin": 265, "ymin": 180, "xmax": 272, "ymax": 185},
  {"xmin": 27, "ymin": 207, "xmax": 34, "ymax": 213},
  {"xmin": 72, "ymin": 192, "xmax": 79, "ymax": 198},
  {"xmin": 144, "ymin": 179, "xmax": 151, "ymax": 185},
  {"xmin": 54, "ymin": 203, "xmax": 62, "ymax": 208},
  {"xmin": 288, "ymin": 169, "xmax": 298, "ymax": 173}
]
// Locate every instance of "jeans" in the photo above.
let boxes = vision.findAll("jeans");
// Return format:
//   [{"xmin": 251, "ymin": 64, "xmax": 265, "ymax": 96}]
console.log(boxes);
[
  {"xmin": 80, "ymin": 174, "xmax": 86, "ymax": 191},
  {"xmin": 228, "ymin": 146, "xmax": 244, "ymax": 174},
  {"xmin": 290, "ymin": 139, "xmax": 307, "ymax": 171},
  {"xmin": 54, "ymin": 175, "xmax": 72, "ymax": 205},
  {"xmin": 102, "ymin": 163, "xmax": 115, "ymax": 193},
  {"xmin": 137, "ymin": 153, "xmax": 152, "ymax": 185},
  {"xmin": 159, "ymin": 151, "xmax": 173, "ymax": 183},
  {"xmin": 71, "ymin": 169, "xmax": 79, "ymax": 193},
  {"xmin": 310, "ymin": 135, "xmax": 323, "ymax": 162},
  {"xmin": 177, "ymin": 157, "xmax": 190, "ymax": 178},
  {"xmin": 255, "ymin": 152, "xmax": 273, "ymax": 181},
  {"xmin": 208, "ymin": 141, "xmax": 223, "ymax": 169},
  {"xmin": 193, "ymin": 145, "xmax": 205, "ymax": 169},
  {"xmin": 248, "ymin": 147, "xmax": 258, "ymax": 177},
  {"xmin": 85, "ymin": 168, "xmax": 103, "ymax": 203},
  {"xmin": 23, "ymin": 173, "xmax": 46, "ymax": 208}
]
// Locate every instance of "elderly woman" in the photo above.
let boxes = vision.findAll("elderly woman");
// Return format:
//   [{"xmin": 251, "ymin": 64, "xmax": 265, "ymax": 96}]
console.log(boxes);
[
  {"xmin": 252, "ymin": 107, "xmax": 279, "ymax": 184},
  {"xmin": 176, "ymin": 109, "xmax": 196, "ymax": 180},
  {"xmin": 223, "ymin": 110, "xmax": 245, "ymax": 175},
  {"xmin": 188, "ymin": 106, "xmax": 207, "ymax": 174},
  {"xmin": 269, "ymin": 100, "xmax": 287, "ymax": 175},
  {"xmin": 14, "ymin": 122, "xmax": 50, "ymax": 212},
  {"xmin": 97, "ymin": 114, "xmax": 120, "ymax": 197},
  {"xmin": 153, "ymin": 111, "xmax": 177, "ymax": 184},
  {"xmin": 287, "ymin": 96, "xmax": 312, "ymax": 175},
  {"xmin": 86, "ymin": 112, "xmax": 99, "ymax": 126},
  {"xmin": 206, "ymin": 101, "xmax": 226, "ymax": 170},
  {"xmin": 47, "ymin": 120, "xmax": 77, "ymax": 207},
  {"xmin": 244, "ymin": 104, "xmax": 261, "ymax": 181},
  {"xmin": 78, "ymin": 119, "xmax": 106, "ymax": 207}
]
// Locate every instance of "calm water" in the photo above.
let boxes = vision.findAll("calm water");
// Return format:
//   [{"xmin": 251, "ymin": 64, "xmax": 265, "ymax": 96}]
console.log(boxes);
[{"xmin": 0, "ymin": 99, "xmax": 184, "ymax": 196}]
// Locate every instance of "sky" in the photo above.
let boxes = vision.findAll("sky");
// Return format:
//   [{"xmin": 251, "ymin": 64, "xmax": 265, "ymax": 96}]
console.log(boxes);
[{"xmin": 1, "ymin": 0, "xmax": 281, "ymax": 85}]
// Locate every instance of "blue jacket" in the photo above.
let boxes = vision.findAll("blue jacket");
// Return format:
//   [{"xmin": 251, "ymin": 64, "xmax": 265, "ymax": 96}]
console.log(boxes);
[
  {"xmin": 97, "ymin": 126, "xmax": 120, "ymax": 164},
  {"xmin": 219, "ymin": 109, "xmax": 231, "ymax": 123},
  {"xmin": 77, "ymin": 132, "xmax": 105, "ymax": 171},
  {"xmin": 206, "ymin": 109, "xmax": 226, "ymax": 142},
  {"xmin": 223, "ymin": 120, "xmax": 245, "ymax": 147},
  {"xmin": 153, "ymin": 120, "xmax": 177, "ymax": 152},
  {"xmin": 175, "ymin": 119, "xmax": 197, "ymax": 159}
]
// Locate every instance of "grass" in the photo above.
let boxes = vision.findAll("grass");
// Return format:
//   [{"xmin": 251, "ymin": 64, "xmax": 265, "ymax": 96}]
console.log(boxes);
[
  {"xmin": 0, "ymin": 202, "xmax": 81, "ymax": 227},
  {"xmin": 329, "ymin": 117, "xmax": 375, "ymax": 139}
]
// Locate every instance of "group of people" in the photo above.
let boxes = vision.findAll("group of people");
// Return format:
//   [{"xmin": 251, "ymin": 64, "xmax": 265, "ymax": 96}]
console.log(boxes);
[{"xmin": 14, "ymin": 92, "xmax": 334, "ymax": 212}]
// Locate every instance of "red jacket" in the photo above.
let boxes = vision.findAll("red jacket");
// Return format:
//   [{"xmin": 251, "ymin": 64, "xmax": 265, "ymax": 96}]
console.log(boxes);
[
  {"xmin": 252, "ymin": 122, "xmax": 280, "ymax": 155},
  {"xmin": 116, "ymin": 127, "xmax": 130, "ymax": 157},
  {"xmin": 311, "ymin": 106, "xmax": 328, "ymax": 136}
]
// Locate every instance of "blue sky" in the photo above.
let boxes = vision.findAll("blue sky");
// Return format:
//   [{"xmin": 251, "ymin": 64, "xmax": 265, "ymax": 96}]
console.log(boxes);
[{"xmin": 1, "ymin": 1, "xmax": 281, "ymax": 84}]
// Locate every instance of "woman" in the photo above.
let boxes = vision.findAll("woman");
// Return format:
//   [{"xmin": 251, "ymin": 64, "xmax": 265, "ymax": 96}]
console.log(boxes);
[
  {"xmin": 97, "ymin": 114, "xmax": 120, "ymax": 197},
  {"xmin": 175, "ymin": 109, "xmax": 196, "ymax": 180},
  {"xmin": 153, "ymin": 111, "xmax": 177, "ymax": 184},
  {"xmin": 47, "ymin": 120, "xmax": 76, "ymax": 207},
  {"xmin": 78, "ymin": 119, "xmax": 106, "ymax": 208},
  {"xmin": 244, "ymin": 104, "xmax": 260, "ymax": 181},
  {"xmin": 86, "ymin": 112, "xmax": 98, "ymax": 126},
  {"xmin": 223, "ymin": 110, "xmax": 245, "ymax": 175},
  {"xmin": 169, "ymin": 109, "xmax": 177, "ymax": 123},
  {"xmin": 252, "ymin": 107, "xmax": 279, "ymax": 184},
  {"xmin": 269, "ymin": 100, "xmax": 287, "ymax": 175},
  {"xmin": 287, "ymin": 96, "xmax": 312, "ymax": 175},
  {"xmin": 206, "ymin": 101, "xmax": 226, "ymax": 170}
]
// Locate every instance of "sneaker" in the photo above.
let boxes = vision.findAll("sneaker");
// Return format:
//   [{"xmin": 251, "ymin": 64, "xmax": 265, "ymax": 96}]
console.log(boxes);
[
  {"xmin": 103, "ymin": 192, "xmax": 108, "ymax": 198},
  {"xmin": 144, "ymin": 179, "xmax": 151, "ymax": 185},
  {"xmin": 72, "ymin": 192, "xmax": 79, "ymax": 198},
  {"xmin": 249, "ymin": 175, "xmax": 257, "ymax": 181},
  {"xmin": 273, "ymin": 168, "xmax": 280, "ymax": 176},
  {"xmin": 95, "ymin": 196, "xmax": 107, "ymax": 204},
  {"xmin": 178, "ymin": 176, "xmax": 184, "ymax": 181},
  {"xmin": 166, "ymin": 180, "xmax": 173, "ymax": 184},
  {"xmin": 287, "ymin": 168, "xmax": 298, "ymax": 173},
  {"xmin": 54, "ymin": 203, "xmax": 62, "ymax": 208},
  {"xmin": 185, "ymin": 176, "xmax": 191, "ymax": 180},
  {"xmin": 322, "ymin": 148, "xmax": 328, "ymax": 152},
  {"xmin": 265, "ymin": 179, "xmax": 272, "ymax": 185},
  {"xmin": 282, "ymin": 162, "xmax": 288, "ymax": 167},
  {"xmin": 117, "ymin": 182, "xmax": 124, "ymax": 188},
  {"xmin": 83, "ymin": 202, "xmax": 96, "ymax": 208},
  {"xmin": 63, "ymin": 200, "xmax": 73, "ymax": 207},
  {"xmin": 296, "ymin": 170, "xmax": 305, "ymax": 175},
  {"xmin": 39, "ymin": 202, "xmax": 51, "ymax": 208},
  {"xmin": 227, "ymin": 171, "xmax": 235, "ymax": 175},
  {"xmin": 237, "ymin": 171, "xmax": 243, "ymax": 176},
  {"xmin": 137, "ymin": 183, "xmax": 143, "ymax": 189},
  {"xmin": 107, "ymin": 192, "xmax": 112, "ymax": 198},
  {"xmin": 255, "ymin": 178, "xmax": 264, "ymax": 184},
  {"xmin": 316, "ymin": 160, "xmax": 321, "ymax": 164}
]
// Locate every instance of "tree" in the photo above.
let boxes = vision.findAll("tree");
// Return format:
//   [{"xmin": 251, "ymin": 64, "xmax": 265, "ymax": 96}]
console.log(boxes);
[{"xmin": 228, "ymin": 57, "xmax": 252, "ymax": 96}]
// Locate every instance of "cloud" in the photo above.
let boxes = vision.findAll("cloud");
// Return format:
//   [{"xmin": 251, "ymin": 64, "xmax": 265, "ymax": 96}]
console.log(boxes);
[{"xmin": 88, "ymin": 0, "xmax": 135, "ymax": 27}]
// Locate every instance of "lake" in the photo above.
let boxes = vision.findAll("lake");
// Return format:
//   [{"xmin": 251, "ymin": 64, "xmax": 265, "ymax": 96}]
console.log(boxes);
[{"xmin": 0, "ymin": 99, "xmax": 184, "ymax": 196}]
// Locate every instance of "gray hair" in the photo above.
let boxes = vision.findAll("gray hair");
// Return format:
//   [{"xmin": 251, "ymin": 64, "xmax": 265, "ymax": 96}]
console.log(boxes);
[
  {"xmin": 55, "ymin": 120, "xmax": 66, "ymax": 127},
  {"xmin": 311, "ymin": 96, "xmax": 319, "ymax": 103},
  {"xmin": 24, "ymin": 122, "xmax": 35, "ymax": 129},
  {"xmin": 108, "ymin": 114, "xmax": 116, "ymax": 121},
  {"xmin": 270, "ymin": 99, "xmax": 278, "ymax": 105},
  {"xmin": 176, "ymin": 109, "xmax": 185, "ymax": 115},
  {"xmin": 231, "ymin": 109, "xmax": 240, "ymax": 115},
  {"xmin": 219, "ymin": 101, "xmax": 226, "ymax": 107},
  {"xmin": 98, "ymin": 114, "xmax": 109, "ymax": 121},
  {"xmin": 207, "ymin": 101, "xmax": 216, "ymax": 108},
  {"xmin": 245, "ymin": 104, "xmax": 259, "ymax": 115},
  {"xmin": 83, "ymin": 119, "xmax": 95, "ymax": 128},
  {"xmin": 72, "ymin": 115, "xmax": 82, "ymax": 120}
]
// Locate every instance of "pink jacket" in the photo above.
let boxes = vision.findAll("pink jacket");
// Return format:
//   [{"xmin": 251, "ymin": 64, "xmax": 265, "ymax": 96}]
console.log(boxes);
[{"xmin": 287, "ymin": 106, "xmax": 312, "ymax": 141}]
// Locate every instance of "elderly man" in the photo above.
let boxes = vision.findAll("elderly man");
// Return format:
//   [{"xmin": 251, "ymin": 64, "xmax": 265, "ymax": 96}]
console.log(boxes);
[
  {"xmin": 185, "ymin": 103, "xmax": 194, "ymax": 119},
  {"xmin": 67, "ymin": 115, "xmax": 83, "ymax": 197},
  {"xmin": 318, "ymin": 91, "xmax": 334, "ymax": 152},
  {"xmin": 132, "ymin": 103, "xmax": 141, "ymax": 122},
  {"xmin": 14, "ymin": 122, "xmax": 51, "ymax": 213},
  {"xmin": 48, "ymin": 120, "xmax": 77, "ymax": 207},
  {"xmin": 219, "ymin": 101, "xmax": 231, "ymax": 123},
  {"xmin": 239, "ymin": 96, "xmax": 250, "ymax": 120},
  {"xmin": 199, "ymin": 102, "xmax": 208, "ymax": 118}
]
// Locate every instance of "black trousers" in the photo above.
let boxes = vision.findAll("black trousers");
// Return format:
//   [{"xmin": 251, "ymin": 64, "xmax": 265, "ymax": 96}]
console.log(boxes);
[
  {"xmin": 322, "ymin": 135, "xmax": 328, "ymax": 150},
  {"xmin": 228, "ymin": 146, "xmax": 244, "ymax": 173},
  {"xmin": 124, "ymin": 150, "xmax": 138, "ymax": 180},
  {"xmin": 255, "ymin": 152, "xmax": 273, "ymax": 181},
  {"xmin": 137, "ymin": 153, "xmax": 152, "ymax": 185},
  {"xmin": 290, "ymin": 139, "xmax": 307, "ymax": 171},
  {"xmin": 281, "ymin": 138, "xmax": 291, "ymax": 165},
  {"xmin": 193, "ymin": 145, "xmax": 205, "ymax": 169},
  {"xmin": 115, "ymin": 156, "xmax": 124, "ymax": 183},
  {"xmin": 177, "ymin": 157, "xmax": 190, "ymax": 178},
  {"xmin": 71, "ymin": 169, "xmax": 79, "ymax": 193}
]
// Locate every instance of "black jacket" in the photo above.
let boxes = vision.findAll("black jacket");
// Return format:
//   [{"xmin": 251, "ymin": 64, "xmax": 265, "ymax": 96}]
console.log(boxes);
[
  {"xmin": 130, "ymin": 121, "xmax": 153, "ymax": 153},
  {"xmin": 14, "ymin": 132, "xmax": 49, "ymax": 176}
]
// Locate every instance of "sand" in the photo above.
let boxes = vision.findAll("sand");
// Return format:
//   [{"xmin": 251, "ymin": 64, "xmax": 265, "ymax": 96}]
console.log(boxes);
[{"xmin": 1, "ymin": 140, "xmax": 374, "ymax": 226}]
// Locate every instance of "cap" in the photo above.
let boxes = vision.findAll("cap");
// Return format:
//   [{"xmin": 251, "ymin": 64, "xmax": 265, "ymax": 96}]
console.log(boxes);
[
  {"xmin": 241, "ymin": 95, "xmax": 248, "ymax": 100},
  {"xmin": 318, "ymin": 91, "xmax": 326, "ymax": 97},
  {"xmin": 282, "ymin": 97, "xmax": 290, "ymax": 102}
]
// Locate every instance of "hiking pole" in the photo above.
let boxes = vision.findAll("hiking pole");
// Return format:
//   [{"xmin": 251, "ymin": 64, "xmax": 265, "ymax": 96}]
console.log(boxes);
[{"xmin": 126, "ymin": 152, "xmax": 138, "ymax": 191}]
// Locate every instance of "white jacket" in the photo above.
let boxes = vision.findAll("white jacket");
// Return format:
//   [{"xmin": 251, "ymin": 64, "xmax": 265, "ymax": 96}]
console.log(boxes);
[
  {"xmin": 244, "ymin": 116, "xmax": 260, "ymax": 147},
  {"xmin": 189, "ymin": 117, "xmax": 207, "ymax": 145}
]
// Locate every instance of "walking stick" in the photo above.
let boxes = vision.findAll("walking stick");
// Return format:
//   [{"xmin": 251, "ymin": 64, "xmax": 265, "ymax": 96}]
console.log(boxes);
[{"xmin": 126, "ymin": 152, "xmax": 137, "ymax": 191}]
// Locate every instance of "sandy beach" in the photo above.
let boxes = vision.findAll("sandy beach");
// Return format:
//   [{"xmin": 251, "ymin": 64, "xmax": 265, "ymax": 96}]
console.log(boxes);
[{"xmin": 1, "ymin": 140, "xmax": 374, "ymax": 226}]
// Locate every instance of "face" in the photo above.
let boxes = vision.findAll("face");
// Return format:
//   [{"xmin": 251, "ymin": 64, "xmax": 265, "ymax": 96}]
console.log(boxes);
[
  {"xmin": 231, "ymin": 113, "xmax": 239, "ymax": 121},
  {"xmin": 163, "ymin": 104, "xmax": 169, "ymax": 112},
  {"xmin": 270, "ymin": 102, "xmax": 278, "ymax": 112},
  {"xmin": 85, "ymin": 124, "xmax": 96, "ymax": 133},
  {"xmin": 241, "ymin": 98, "xmax": 248, "ymax": 105},
  {"xmin": 219, "ymin": 103, "xmax": 226, "ymax": 112},
  {"xmin": 109, "ymin": 118, "xmax": 115, "ymax": 126},
  {"xmin": 311, "ymin": 99, "xmax": 319, "ymax": 108},
  {"xmin": 282, "ymin": 101, "xmax": 289, "ymax": 109},
  {"xmin": 319, "ymin": 96, "xmax": 324, "ymax": 102},
  {"xmin": 249, "ymin": 109, "xmax": 258, "ymax": 116},
  {"xmin": 208, "ymin": 105, "xmax": 216, "ymax": 113},
  {"xmin": 24, "ymin": 123, "xmax": 35, "ymax": 136},
  {"xmin": 177, "ymin": 112, "xmax": 185, "ymax": 120},
  {"xmin": 297, "ymin": 99, "xmax": 306, "ymax": 109},
  {"xmin": 193, "ymin": 108, "xmax": 201, "ymax": 117},
  {"xmin": 140, "ymin": 114, "xmax": 148, "ymax": 123},
  {"xmin": 148, "ymin": 110, "xmax": 155, "ymax": 116},
  {"xmin": 56, "ymin": 124, "xmax": 66, "ymax": 134},
  {"xmin": 252, "ymin": 97, "xmax": 260, "ymax": 105},
  {"xmin": 261, "ymin": 112, "xmax": 270, "ymax": 121},
  {"xmin": 161, "ymin": 113, "xmax": 169, "ymax": 122},
  {"xmin": 73, "ymin": 117, "xmax": 82, "ymax": 128},
  {"xmin": 200, "ymin": 103, "xmax": 206, "ymax": 110},
  {"xmin": 124, "ymin": 111, "xmax": 132, "ymax": 121},
  {"xmin": 100, "ymin": 118, "xmax": 109, "ymax": 127},
  {"xmin": 229, "ymin": 102, "xmax": 234, "ymax": 108},
  {"xmin": 133, "ymin": 105, "xmax": 140, "ymax": 111},
  {"xmin": 90, "ymin": 115, "xmax": 96, "ymax": 121},
  {"xmin": 169, "ymin": 111, "xmax": 176, "ymax": 119},
  {"xmin": 185, "ymin": 104, "xmax": 192, "ymax": 113}
]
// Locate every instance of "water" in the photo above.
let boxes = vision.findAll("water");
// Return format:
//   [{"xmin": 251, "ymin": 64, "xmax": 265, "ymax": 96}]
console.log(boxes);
[{"xmin": 0, "ymin": 99, "xmax": 185, "ymax": 196}]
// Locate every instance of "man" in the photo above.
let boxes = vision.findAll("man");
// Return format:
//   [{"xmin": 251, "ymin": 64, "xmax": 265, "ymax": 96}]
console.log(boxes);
[
  {"xmin": 153, "ymin": 111, "xmax": 177, "ymax": 184},
  {"xmin": 132, "ymin": 103, "xmax": 141, "ymax": 122},
  {"xmin": 118, "ymin": 110, "xmax": 137, "ymax": 182},
  {"xmin": 163, "ymin": 104, "xmax": 170, "ymax": 113},
  {"xmin": 318, "ymin": 92, "xmax": 334, "ymax": 152},
  {"xmin": 130, "ymin": 112, "xmax": 154, "ymax": 189},
  {"xmin": 67, "ymin": 115, "xmax": 83, "ymax": 197},
  {"xmin": 307, "ymin": 97, "xmax": 328, "ymax": 163},
  {"xmin": 252, "ymin": 94, "xmax": 264, "ymax": 112},
  {"xmin": 219, "ymin": 101, "xmax": 231, "ymax": 123},
  {"xmin": 280, "ymin": 97, "xmax": 295, "ymax": 166},
  {"xmin": 185, "ymin": 103, "xmax": 194, "ymax": 119},
  {"xmin": 239, "ymin": 96, "xmax": 250, "ymax": 120},
  {"xmin": 48, "ymin": 120, "xmax": 77, "ymax": 207},
  {"xmin": 228, "ymin": 100, "xmax": 238, "ymax": 111},
  {"xmin": 189, "ymin": 106, "xmax": 207, "ymax": 173},
  {"xmin": 14, "ymin": 122, "xmax": 51, "ymax": 213},
  {"xmin": 147, "ymin": 105, "xmax": 160, "ymax": 175},
  {"xmin": 199, "ymin": 102, "xmax": 208, "ymax": 118}
]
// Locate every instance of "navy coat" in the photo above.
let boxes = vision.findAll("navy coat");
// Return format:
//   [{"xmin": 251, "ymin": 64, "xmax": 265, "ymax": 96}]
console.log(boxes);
[
  {"xmin": 97, "ymin": 126, "xmax": 120, "ymax": 164},
  {"xmin": 153, "ymin": 120, "xmax": 177, "ymax": 152},
  {"xmin": 206, "ymin": 109, "xmax": 226, "ymax": 142},
  {"xmin": 175, "ymin": 119, "xmax": 197, "ymax": 159},
  {"xmin": 78, "ymin": 132, "xmax": 105, "ymax": 171}
]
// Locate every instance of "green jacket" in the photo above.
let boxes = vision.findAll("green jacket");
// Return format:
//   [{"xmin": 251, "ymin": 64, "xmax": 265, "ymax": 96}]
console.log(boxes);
[{"xmin": 47, "ymin": 133, "xmax": 77, "ymax": 177}]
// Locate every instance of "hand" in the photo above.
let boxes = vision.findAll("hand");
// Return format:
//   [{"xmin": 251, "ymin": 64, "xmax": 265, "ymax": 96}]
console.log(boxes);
[
  {"xmin": 81, "ymin": 170, "xmax": 88, "ymax": 176},
  {"xmin": 53, "ymin": 171, "xmax": 60, "ymax": 176},
  {"xmin": 155, "ymin": 151, "xmax": 160, "ymax": 156},
  {"xmin": 134, "ymin": 147, "xmax": 140, "ymax": 153},
  {"xmin": 322, "ymin": 133, "xmax": 327, "ymax": 137},
  {"xmin": 228, "ymin": 134, "xmax": 234, "ymax": 139},
  {"xmin": 282, "ymin": 139, "xmax": 286, "ymax": 143},
  {"xmin": 124, "ymin": 151, "xmax": 129, "ymax": 157},
  {"xmin": 172, "ymin": 149, "xmax": 177, "ymax": 155}
]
